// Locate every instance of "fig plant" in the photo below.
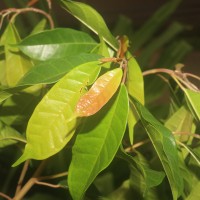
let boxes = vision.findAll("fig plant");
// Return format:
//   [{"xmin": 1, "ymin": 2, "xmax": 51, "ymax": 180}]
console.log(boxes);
[{"xmin": 0, "ymin": 0, "xmax": 200, "ymax": 200}]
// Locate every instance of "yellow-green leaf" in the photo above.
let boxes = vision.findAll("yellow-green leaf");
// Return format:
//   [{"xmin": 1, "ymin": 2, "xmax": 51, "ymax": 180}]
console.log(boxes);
[
  {"xmin": 1, "ymin": 23, "xmax": 32, "ymax": 86},
  {"xmin": 12, "ymin": 61, "xmax": 101, "ymax": 166}
]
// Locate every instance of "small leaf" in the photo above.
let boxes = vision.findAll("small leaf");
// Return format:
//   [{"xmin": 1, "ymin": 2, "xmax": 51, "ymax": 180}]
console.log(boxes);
[
  {"xmin": 61, "ymin": 0, "xmax": 118, "ymax": 50},
  {"xmin": 68, "ymin": 85, "xmax": 129, "ymax": 200},
  {"xmin": 131, "ymin": 97, "xmax": 184, "ymax": 200},
  {"xmin": 76, "ymin": 68, "xmax": 122, "ymax": 116},
  {"xmin": 12, "ymin": 62, "xmax": 101, "ymax": 166},
  {"xmin": 165, "ymin": 106, "xmax": 194, "ymax": 142},
  {"xmin": 1, "ymin": 23, "xmax": 33, "ymax": 86},
  {"xmin": 184, "ymin": 89, "xmax": 200, "ymax": 121},
  {"xmin": 30, "ymin": 18, "xmax": 47, "ymax": 35},
  {"xmin": 18, "ymin": 53, "xmax": 101, "ymax": 85},
  {"xmin": 0, "ymin": 120, "xmax": 26, "ymax": 148},
  {"xmin": 18, "ymin": 28, "xmax": 97, "ymax": 61},
  {"xmin": 126, "ymin": 52, "xmax": 144, "ymax": 104}
]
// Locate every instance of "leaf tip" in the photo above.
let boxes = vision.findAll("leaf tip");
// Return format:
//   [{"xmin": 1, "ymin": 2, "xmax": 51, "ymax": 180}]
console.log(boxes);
[{"xmin": 12, "ymin": 153, "xmax": 29, "ymax": 167}]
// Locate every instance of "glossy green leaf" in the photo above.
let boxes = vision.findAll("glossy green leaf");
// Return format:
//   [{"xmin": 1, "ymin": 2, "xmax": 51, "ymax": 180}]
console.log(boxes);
[
  {"xmin": 18, "ymin": 28, "xmax": 97, "ymax": 61},
  {"xmin": 12, "ymin": 61, "xmax": 101, "ymax": 166},
  {"xmin": 184, "ymin": 89, "xmax": 200, "ymax": 121},
  {"xmin": 126, "ymin": 52, "xmax": 144, "ymax": 104},
  {"xmin": 1, "ymin": 23, "xmax": 33, "ymax": 86},
  {"xmin": 131, "ymin": 97, "xmax": 184, "ymax": 200},
  {"xmin": 61, "ymin": 0, "xmax": 118, "ymax": 50},
  {"xmin": 68, "ymin": 85, "xmax": 129, "ymax": 200},
  {"xmin": 0, "ymin": 121, "xmax": 26, "ymax": 148},
  {"xmin": 18, "ymin": 53, "xmax": 101, "ymax": 85},
  {"xmin": 126, "ymin": 52, "xmax": 144, "ymax": 144}
]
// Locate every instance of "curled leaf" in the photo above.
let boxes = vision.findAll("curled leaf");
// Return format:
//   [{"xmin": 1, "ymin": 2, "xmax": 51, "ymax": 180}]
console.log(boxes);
[{"xmin": 76, "ymin": 68, "xmax": 122, "ymax": 116}]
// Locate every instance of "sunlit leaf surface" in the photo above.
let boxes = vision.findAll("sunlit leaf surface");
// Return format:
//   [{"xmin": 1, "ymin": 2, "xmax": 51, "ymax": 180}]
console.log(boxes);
[
  {"xmin": 18, "ymin": 28, "xmax": 97, "ymax": 60},
  {"xmin": 61, "ymin": 0, "xmax": 118, "ymax": 50},
  {"xmin": 68, "ymin": 85, "xmax": 129, "ymax": 200},
  {"xmin": 13, "ymin": 62, "xmax": 101, "ymax": 166}
]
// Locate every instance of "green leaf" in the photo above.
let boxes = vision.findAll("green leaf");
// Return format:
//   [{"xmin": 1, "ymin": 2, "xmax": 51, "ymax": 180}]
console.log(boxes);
[
  {"xmin": 118, "ymin": 147, "xmax": 165, "ymax": 199},
  {"xmin": 18, "ymin": 28, "xmax": 98, "ymax": 61},
  {"xmin": 30, "ymin": 18, "xmax": 47, "ymax": 35},
  {"xmin": 128, "ymin": 102, "xmax": 139, "ymax": 144},
  {"xmin": 1, "ymin": 23, "xmax": 33, "ymax": 86},
  {"xmin": 126, "ymin": 52, "xmax": 144, "ymax": 104},
  {"xmin": 0, "ymin": 120, "xmax": 26, "ymax": 148},
  {"xmin": 68, "ymin": 84, "xmax": 129, "ymax": 200},
  {"xmin": 12, "ymin": 62, "xmax": 101, "ymax": 166},
  {"xmin": 165, "ymin": 106, "xmax": 194, "ymax": 142},
  {"xmin": 186, "ymin": 181, "xmax": 200, "ymax": 200},
  {"xmin": 184, "ymin": 89, "xmax": 200, "ymax": 121},
  {"xmin": 0, "ymin": 86, "xmax": 26, "ymax": 104},
  {"xmin": 0, "ymin": 59, "xmax": 7, "ymax": 86},
  {"xmin": 18, "ymin": 54, "xmax": 101, "ymax": 85},
  {"xmin": 0, "ymin": 92, "xmax": 40, "ymax": 126},
  {"xmin": 61, "ymin": 0, "xmax": 118, "ymax": 50},
  {"xmin": 131, "ymin": 97, "xmax": 184, "ymax": 200},
  {"xmin": 125, "ymin": 52, "xmax": 144, "ymax": 144}
]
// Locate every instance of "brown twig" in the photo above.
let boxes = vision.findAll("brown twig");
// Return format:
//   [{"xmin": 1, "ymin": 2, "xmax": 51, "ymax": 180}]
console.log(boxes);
[
  {"xmin": 13, "ymin": 160, "xmax": 68, "ymax": 200},
  {"xmin": 15, "ymin": 160, "xmax": 30, "ymax": 195},
  {"xmin": 0, "ymin": 7, "xmax": 54, "ymax": 29},
  {"xmin": 27, "ymin": 0, "xmax": 52, "ymax": 10},
  {"xmin": 142, "ymin": 68, "xmax": 200, "ymax": 92},
  {"xmin": 173, "ymin": 131, "xmax": 200, "ymax": 140},
  {"xmin": 13, "ymin": 160, "xmax": 47, "ymax": 200},
  {"xmin": 35, "ymin": 180, "xmax": 63, "ymax": 188},
  {"xmin": 184, "ymin": 72, "xmax": 200, "ymax": 81},
  {"xmin": 0, "ymin": 192, "xmax": 12, "ymax": 200},
  {"xmin": 125, "ymin": 139, "xmax": 150, "ymax": 153}
]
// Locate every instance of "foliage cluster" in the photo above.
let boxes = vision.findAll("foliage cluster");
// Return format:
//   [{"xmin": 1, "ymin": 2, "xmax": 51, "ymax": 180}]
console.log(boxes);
[{"xmin": 0, "ymin": 0, "xmax": 200, "ymax": 200}]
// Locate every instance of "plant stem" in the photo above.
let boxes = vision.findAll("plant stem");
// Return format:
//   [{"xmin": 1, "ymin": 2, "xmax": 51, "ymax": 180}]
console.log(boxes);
[
  {"xmin": 13, "ymin": 160, "xmax": 47, "ymax": 200},
  {"xmin": 125, "ymin": 139, "xmax": 150, "ymax": 153},
  {"xmin": 0, "ymin": 7, "xmax": 54, "ymax": 29},
  {"xmin": 0, "ymin": 192, "xmax": 12, "ymax": 200},
  {"xmin": 15, "ymin": 160, "xmax": 30, "ymax": 195}
]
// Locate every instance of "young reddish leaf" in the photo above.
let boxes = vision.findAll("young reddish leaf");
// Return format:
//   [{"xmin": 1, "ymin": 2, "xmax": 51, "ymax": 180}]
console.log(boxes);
[{"xmin": 76, "ymin": 68, "xmax": 123, "ymax": 116}]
